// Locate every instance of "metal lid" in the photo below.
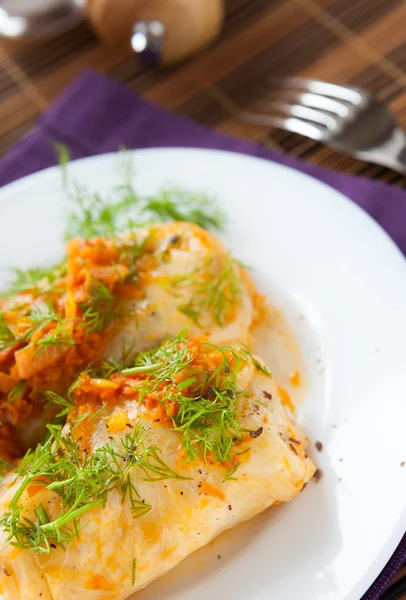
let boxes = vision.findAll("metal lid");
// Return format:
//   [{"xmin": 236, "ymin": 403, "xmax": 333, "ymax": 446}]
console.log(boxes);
[{"xmin": 131, "ymin": 20, "xmax": 165, "ymax": 66}]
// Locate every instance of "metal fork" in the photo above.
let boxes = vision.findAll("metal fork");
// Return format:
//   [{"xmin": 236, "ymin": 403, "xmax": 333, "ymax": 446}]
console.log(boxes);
[{"xmin": 240, "ymin": 77, "xmax": 406, "ymax": 175}]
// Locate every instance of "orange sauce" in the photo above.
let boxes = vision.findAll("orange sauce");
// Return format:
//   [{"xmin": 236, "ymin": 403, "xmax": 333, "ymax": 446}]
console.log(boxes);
[{"xmin": 200, "ymin": 482, "xmax": 226, "ymax": 501}]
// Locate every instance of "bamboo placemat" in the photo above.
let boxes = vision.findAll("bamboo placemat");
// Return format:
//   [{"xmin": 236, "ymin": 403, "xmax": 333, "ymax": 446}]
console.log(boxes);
[{"xmin": 0, "ymin": 0, "xmax": 405, "ymax": 596}]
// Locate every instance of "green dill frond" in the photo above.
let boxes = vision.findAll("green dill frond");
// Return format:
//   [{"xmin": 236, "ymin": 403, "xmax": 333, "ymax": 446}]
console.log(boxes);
[
  {"xmin": 3, "ymin": 263, "xmax": 66, "ymax": 297},
  {"xmin": 121, "ymin": 335, "xmax": 265, "ymax": 465},
  {"xmin": 174, "ymin": 387, "xmax": 242, "ymax": 464},
  {"xmin": 96, "ymin": 359, "xmax": 123, "ymax": 379},
  {"xmin": 44, "ymin": 391, "xmax": 75, "ymax": 418},
  {"xmin": 22, "ymin": 302, "xmax": 57, "ymax": 341},
  {"xmin": 7, "ymin": 380, "xmax": 26, "ymax": 404},
  {"xmin": 142, "ymin": 187, "xmax": 225, "ymax": 232},
  {"xmin": 34, "ymin": 318, "xmax": 74, "ymax": 354},
  {"xmin": 79, "ymin": 279, "xmax": 116, "ymax": 334},
  {"xmin": 223, "ymin": 463, "xmax": 241, "ymax": 482},
  {"xmin": 169, "ymin": 252, "xmax": 243, "ymax": 327},
  {"xmin": 125, "ymin": 330, "xmax": 194, "ymax": 398},
  {"xmin": 132, "ymin": 558, "xmax": 137, "ymax": 586},
  {"xmin": 0, "ymin": 313, "xmax": 16, "ymax": 351},
  {"xmin": 0, "ymin": 422, "xmax": 185, "ymax": 554},
  {"xmin": 56, "ymin": 145, "xmax": 225, "ymax": 240}
]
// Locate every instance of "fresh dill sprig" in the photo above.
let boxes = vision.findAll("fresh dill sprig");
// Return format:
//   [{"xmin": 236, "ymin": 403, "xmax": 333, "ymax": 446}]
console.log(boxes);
[
  {"xmin": 22, "ymin": 302, "xmax": 57, "ymax": 341},
  {"xmin": 142, "ymin": 187, "xmax": 225, "ymax": 232},
  {"xmin": 171, "ymin": 252, "xmax": 243, "ymax": 327},
  {"xmin": 56, "ymin": 145, "xmax": 225, "ymax": 240},
  {"xmin": 117, "ymin": 237, "xmax": 148, "ymax": 282},
  {"xmin": 79, "ymin": 279, "xmax": 116, "ymax": 334},
  {"xmin": 7, "ymin": 380, "xmax": 25, "ymax": 404},
  {"xmin": 97, "ymin": 359, "xmax": 125, "ymax": 379},
  {"xmin": 223, "ymin": 463, "xmax": 241, "ymax": 482},
  {"xmin": 123, "ymin": 330, "xmax": 195, "ymax": 396},
  {"xmin": 34, "ymin": 318, "xmax": 74, "ymax": 353},
  {"xmin": 2, "ymin": 263, "xmax": 66, "ymax": 297},
  {"xmin": 132, "ymin": 558, "xmax": 137, "ymax": 586},
  {"xmin": 122, "ymin": 333, "xmax": 268, "ymax": 464},
  {"xmin": 0, "ymin": 313, "xmax": 15, "ymax": 351},
  {"xmin": 44, "ymin": 390, "xmax": 75, "ymax": 419},
  {"xmin": 174, "ymin": 386, "xmax": 243, "ymax": 464},
  {"xmin": 0, "ymin": 422, "xmax": 186, "ymax": 554}
]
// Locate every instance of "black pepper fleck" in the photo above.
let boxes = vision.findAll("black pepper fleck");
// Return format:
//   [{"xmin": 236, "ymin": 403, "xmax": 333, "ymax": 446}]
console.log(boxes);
[
  {"xmin": 313, "ymin": 469, "xmax": 323, "ymax": 482},
  {"xmin": 207, "ymin": 387, "xmax": 215, "ymax": 399},
  {"xmin": 217, "ymin": 555, "xmax": 221, "ymax": 560},
  {"xmin": 228, "ymin": 504, "xmax": 232, "ymax": 510},
  {"xmin": 50, "ymin": 543, "xmax": 56, "ymax": 549},
  {"xmin": 250, "ymin": 427, "xmax": 263, "ymax": 439},
  {"xmin": 315, "ymin": 441, "xmax": 323, "ymax": 452},
  {"xmin": 2, "ymin": 567, "xmax": 10, "ymax": 577},
  {"xmin": 262, "ymin": 390, "xmax": 272, "ymax": 400}
]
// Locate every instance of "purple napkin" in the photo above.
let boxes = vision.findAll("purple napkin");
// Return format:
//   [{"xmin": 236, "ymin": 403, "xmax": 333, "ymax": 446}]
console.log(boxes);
[{"xmin": 0, "ymin": 70, "xmax": 405, "ymax": 598}]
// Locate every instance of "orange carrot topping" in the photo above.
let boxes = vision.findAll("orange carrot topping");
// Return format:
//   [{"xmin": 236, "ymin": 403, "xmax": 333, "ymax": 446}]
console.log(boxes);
[
  {"xmin": 200, "ymin": 481, "xmax": 226, "ymax": 501},
  {"xmin": 84, "ymin": 574, "xmax": 116, "ymax": 591},
  {"xmin": 277, "ymin": 386, "xmax": 295, "ymax": 412},
  {"xmin": 289, "ymin": 371, "xmax": 301, "ymax": 387}
]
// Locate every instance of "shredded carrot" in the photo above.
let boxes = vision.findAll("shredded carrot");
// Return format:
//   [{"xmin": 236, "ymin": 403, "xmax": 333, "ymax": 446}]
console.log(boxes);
[
  {"xmin": 289, "ymin": 371, "xmax": 301, "ymax": 387},
  {"xmin": 277, "ymin": 386, "xmax": 295, "ymax": 412},
  {"xmin": 200, "ymin": 481, "xmax": 226, "ymax": 501},
  {"xmin": 27, "ymin": 476, "xmax": 51, "ymax": 498},
  {"xmin": 84, "ymin": 574, "xmax": 116, "ymax": 591},
  {"xmin": 0, "ymin": 233, "xmax": 148, "ymax": 457},
  {"xmin": 107, "ymin": 411, "xmax": 131, "ymax": 433},
  {"xmin": 0, "ymin": 373, "xmax": 18, "ymax": 394}
]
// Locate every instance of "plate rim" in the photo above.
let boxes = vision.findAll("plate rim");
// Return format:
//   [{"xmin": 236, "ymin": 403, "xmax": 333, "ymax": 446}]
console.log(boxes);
[{"xmin": 0, "ymin": 146, "xmax": 405, "ymax": 271}]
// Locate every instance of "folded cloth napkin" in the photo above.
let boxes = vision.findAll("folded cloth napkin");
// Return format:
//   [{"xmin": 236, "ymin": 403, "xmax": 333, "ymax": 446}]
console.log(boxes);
[{"xmin": 0, "ymin": 70, "xmax": 405, "ymax": 598}]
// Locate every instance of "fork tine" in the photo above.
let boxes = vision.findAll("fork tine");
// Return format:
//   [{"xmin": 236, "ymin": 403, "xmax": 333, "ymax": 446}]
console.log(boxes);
[
  {"xmin": 273, "ymin": 77, "xmax": 365, "ymax": 105},
  {"xmin": 251, "ymin": 101, "xmax": 337, "ymax": 128},
  {"xmin": 240, "ymin": 112, "xmax": 327, "ymax": 141},
  {"xmin": 256, "ymin": 92, "xmax": 351, "ymax": 118}
]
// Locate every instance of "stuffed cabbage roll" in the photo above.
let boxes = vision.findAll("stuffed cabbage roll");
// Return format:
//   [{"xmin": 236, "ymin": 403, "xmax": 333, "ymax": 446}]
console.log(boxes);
[
  {"xmin": 0, "ymin": 222, "xmax": 258, "ymax": 459},
  {"xmin": 0, "ymin": 335, "xmax": 315, "ymax": 599}
]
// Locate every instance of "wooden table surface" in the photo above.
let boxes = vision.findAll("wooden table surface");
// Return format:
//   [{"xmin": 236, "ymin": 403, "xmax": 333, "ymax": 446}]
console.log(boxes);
[{"xmin": 0, "ymin": 0, "xmax": 405, "ymax": 597}]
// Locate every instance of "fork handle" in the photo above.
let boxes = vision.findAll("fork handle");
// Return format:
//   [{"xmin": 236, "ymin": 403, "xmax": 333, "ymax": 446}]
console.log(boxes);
[{"xmin": 357, "ymin": 127, "xmax": 406, "ymax": 176}]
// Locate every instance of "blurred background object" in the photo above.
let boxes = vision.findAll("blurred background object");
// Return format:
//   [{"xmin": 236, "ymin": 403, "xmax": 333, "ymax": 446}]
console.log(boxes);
[
  {"xmin": 87, "ymin": 0, "xmax": 224, "ymax": 66},
  {"xmin": 0, "ymin": 0, "xmax": 405, "ymax": 187},
  {"xmin": 0, "ymin": 0, "xmax": 85, "ymax": 38},
  {"xmin": 0, "ymin": 0, "xmax": 224, "ymax": 66}
]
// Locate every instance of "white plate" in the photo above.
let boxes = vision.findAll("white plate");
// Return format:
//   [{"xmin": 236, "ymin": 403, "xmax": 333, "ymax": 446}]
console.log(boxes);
[{"xmin": 0, "ymin": 148, "xmax": 405, "ymax": 600}]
